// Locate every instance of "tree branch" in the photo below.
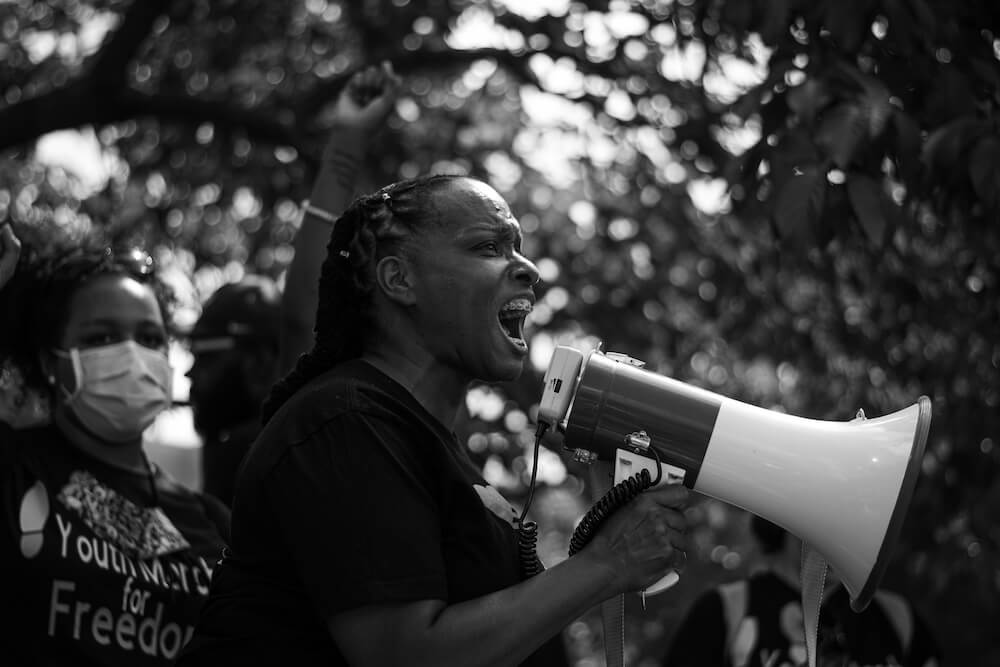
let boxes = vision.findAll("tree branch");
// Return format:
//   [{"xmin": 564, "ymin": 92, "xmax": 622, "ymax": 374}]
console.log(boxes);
[
  {"xmin": 90, "ymin": 0, "xmax": 174, "ymax": 92},
  {"xmin": 118, "ymin": 90, "xmax": 304, "ymax": 152}
]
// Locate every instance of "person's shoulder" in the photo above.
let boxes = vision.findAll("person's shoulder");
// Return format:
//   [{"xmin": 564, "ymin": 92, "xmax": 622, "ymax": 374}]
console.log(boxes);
[
  {"xmin": 270, "ymin": 360, "xmax": 412, "ymax": 434},
  {"xmin": 0, "ymin": 424, "xmax": 64, "ymax": 468}
]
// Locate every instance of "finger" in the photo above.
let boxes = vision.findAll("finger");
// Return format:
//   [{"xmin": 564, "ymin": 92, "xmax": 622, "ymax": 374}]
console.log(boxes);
[
  {"xmin": 644, "ymin": 484, "xmax": 689, "ymax": 508},
  {"xmin": 668, "ymin": 529, "xmax": 689, "ymax": 552},
  {"xmin": 0, "ymin": 222, "xmax": 20, "ymax": 257},
  {"xmin": 361, "ymin": 65, "xmax": 379, "ymax": 89},
  {"xmin": 346, "ymin": 69, "xmax": 365, "ymax": 91},
  {"xmin": 657, "ymin": 507, "xmax": 687, "ymax": 532},
  {"xmin": 381, "ymin": 60, "xmax": 401, "ymax": 88}
]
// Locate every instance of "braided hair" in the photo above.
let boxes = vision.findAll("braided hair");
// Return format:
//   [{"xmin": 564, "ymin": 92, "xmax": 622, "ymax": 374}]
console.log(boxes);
[{"xmin": 261, "ymin": 174, "xmax": 469, "ymax": 424}]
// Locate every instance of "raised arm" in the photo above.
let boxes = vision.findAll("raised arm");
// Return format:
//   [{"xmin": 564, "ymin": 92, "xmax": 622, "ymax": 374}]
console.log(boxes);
[
  {"xmin": 327, "ymin": 484, "xmax": 690, "ymax": 667},
  {"xmin": 279, "ymin": 63, "xmax": 400, "ymax": 374},
  {"xmin": 0, "ymin": 223, "xmax": 20, "ymax": 291}
]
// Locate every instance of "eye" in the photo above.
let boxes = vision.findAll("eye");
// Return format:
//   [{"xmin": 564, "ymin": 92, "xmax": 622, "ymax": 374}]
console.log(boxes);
[
  {"xmin": 80, "ymin": 333, "xmax": 118, "ymax": 348},
  {"xmin": 138, "ymin": 330, "xmax": 168, "ymax": 350},
  {"xmin": 477, "ymin": 241, "xmax": 502, "ymax": 255}
]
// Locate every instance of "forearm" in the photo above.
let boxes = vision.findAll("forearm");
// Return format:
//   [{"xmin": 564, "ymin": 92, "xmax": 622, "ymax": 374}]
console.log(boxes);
[
  {"xmin": 279, "ymin": 130, "xmax": 367, "ymax": 374},
  {"xmin": 332, "ymin": 551, "xmax": 623, "ymax": 667}
]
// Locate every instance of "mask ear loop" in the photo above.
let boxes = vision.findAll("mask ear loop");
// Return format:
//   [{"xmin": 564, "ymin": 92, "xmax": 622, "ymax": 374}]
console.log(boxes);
[{"xmin": 50, "ymin": 348, "xmax": 85, "ymax": 403}]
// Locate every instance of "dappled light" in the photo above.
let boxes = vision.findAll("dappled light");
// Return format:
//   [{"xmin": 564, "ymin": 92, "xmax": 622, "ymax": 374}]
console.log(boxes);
[{"xmin": 1, "ymin": 0, "xmax": 999, "ymax": 663}]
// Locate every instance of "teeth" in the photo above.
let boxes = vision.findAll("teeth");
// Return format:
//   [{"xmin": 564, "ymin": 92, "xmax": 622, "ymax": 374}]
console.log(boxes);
[{"xmin": 500, "ymin": 298, "xmax": 533, "ymax": 314}]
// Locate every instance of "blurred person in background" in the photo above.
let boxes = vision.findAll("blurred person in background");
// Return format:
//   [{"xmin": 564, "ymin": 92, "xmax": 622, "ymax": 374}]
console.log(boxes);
[
  {"xmin": 662, "ymin": 513, "xmax": 941, "ymax": 667},
  {"xmin": 0, "ymin": 227, "xmax": 230, "ymax": 666},
  {"xmin": 186, "ymin": 277, "xmax": 281, "ymax": 508}
]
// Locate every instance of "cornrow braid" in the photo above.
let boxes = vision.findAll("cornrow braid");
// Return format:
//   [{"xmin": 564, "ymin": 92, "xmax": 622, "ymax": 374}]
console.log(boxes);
[{"xmin": 261, "ymin": 174, "xmax": 469, "ymax": 424}]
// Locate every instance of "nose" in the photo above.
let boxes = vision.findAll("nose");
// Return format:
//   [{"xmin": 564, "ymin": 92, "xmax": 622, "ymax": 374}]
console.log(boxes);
[{"xmin": 510, "ymin": 252, "xmax": 540, "ymax": 287}]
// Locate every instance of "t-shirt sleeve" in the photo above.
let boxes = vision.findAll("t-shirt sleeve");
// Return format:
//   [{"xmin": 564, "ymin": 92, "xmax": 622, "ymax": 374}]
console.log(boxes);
[
  {"xmin": 197, "ymin": 491, "xmax": 232, "ymax": 546},
  {"xmin": 264, "ymin": 411, "xmax": 446, "ymax": 618},
  {"xmin": 662, "ymin": 590, "xmax": 728, "ymax": 667}
]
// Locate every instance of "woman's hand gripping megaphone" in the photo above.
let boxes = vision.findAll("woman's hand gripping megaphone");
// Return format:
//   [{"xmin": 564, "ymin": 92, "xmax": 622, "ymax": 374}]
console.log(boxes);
[
  {"xmin": 572, "ymin": 470, "xmax": 690, "ymax": 598},
  {"xmin": 538, "ymin": 346, "xmax": 690, "ymax": 597}
]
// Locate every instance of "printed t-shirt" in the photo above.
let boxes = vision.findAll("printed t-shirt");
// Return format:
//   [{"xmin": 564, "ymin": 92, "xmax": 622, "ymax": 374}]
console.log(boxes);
[
  {"xmin": 663, "ymin": 571, "xmax": 941, "ymax": 667},
  {"xmin": 0, "ymin": 425, "xmax": 230, "ymax": 667},
  {"xmin": 180, "ymin": 359, "xmax": 568, "ymax": 666}
]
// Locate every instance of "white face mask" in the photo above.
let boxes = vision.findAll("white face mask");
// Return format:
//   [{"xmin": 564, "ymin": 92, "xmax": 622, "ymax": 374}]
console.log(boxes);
[{"xmin": 55, "ymin": 341, "xmax": 173, "ymax": 443}]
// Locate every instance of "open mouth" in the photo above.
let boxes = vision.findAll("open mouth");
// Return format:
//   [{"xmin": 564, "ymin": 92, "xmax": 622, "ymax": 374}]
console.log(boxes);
[{"xmin": 497, "ymin": 298, "xmax": 532, "ymax": 350}]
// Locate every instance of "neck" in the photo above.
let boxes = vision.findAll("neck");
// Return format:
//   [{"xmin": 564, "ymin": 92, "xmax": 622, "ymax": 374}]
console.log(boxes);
[
  {"xmin": 53, "ymin": 409, "xmax": 148, "ymax": 474},
  {"xmin": 362, "ymin": 347, "xmax": 469, "ymax": 430}
]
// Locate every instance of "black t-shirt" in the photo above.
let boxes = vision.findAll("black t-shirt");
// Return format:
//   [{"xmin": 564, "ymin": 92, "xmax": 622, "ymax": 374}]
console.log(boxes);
[
  {"xmin": 663, "ymin": 571, "xmax": 941, "ymax": 667},
  {"xmin": 180, "ymin": 359, "xmax": 568, "ymax": 666},
  {"xmin": 200, "ymin": 418, "xmax": 259, "ymax": 509},
  {"xmin": 0, "ymin": 425, "xmax": 230, "ymax": 667}
]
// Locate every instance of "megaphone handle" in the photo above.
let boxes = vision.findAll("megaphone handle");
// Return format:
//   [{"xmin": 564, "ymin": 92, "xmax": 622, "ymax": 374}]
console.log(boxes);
[
  {"xmin": 609, "ymin": 448, "xmax": 686, "ymax": 598},
  {"xmin": 644, "ymin": 569, "xmax": 681, "ymax": 598}
]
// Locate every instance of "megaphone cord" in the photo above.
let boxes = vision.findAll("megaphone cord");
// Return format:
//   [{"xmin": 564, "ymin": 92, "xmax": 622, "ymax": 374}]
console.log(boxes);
[
  {"xmin": 515, "ymin": 423, "xmax": 549, "ymax": 579},
  {"xmin": 568, "ymin": 447, "xmax": 664, "ymax": 557}
]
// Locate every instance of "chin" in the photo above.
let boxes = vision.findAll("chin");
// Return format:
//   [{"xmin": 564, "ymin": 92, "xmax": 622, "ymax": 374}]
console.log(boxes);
[{"xmin": 487, "ymin": 358, "xmax": 525, "ymax": 383}]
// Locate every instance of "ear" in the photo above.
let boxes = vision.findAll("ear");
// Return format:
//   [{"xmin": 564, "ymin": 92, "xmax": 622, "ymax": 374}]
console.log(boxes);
[
  {"xmin": 37, "ymin": 350, "xmax": 57, "ymax": 386},
  {"xmin": 374, "ymin": 255, "xmax": 417, "ymax": 306}
]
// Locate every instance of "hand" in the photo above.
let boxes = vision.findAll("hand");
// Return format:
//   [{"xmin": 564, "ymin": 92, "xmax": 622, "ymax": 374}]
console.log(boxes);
[
  {"xmin": 580, "ymin": 484, "xmax": 690, "ymax": 594},
  {"xmin": 327, "ymin": 61, "xmax": 401, "ymax": 134},
  {"xmin": 0, "ymin": 223, "xmax": 21, "ymax": 290}
]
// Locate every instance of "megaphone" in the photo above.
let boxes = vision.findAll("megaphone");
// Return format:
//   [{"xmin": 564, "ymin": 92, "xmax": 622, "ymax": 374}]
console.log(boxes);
[{"xmin": 540, "ymin": 345, "xmax": 931, "ymax": 612}]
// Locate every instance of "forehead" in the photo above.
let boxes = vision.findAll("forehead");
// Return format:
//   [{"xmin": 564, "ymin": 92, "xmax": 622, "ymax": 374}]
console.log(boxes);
[
  {"xmin": 64, "ymin": 274, "xmax": 164, "ymax": 330},
  {"xmin": 434, "ymin": 179, "xmax": 520, "ymax": 234}
]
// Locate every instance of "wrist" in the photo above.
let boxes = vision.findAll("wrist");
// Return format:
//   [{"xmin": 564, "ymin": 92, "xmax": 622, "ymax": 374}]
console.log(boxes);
[
  {"xmin": 320, "ymin": 128, "xmax": 368, "ymax": 162},
  {"xmin": 301, "ymin": 200, "xmax": 338, "ymax": 226},
  {"xmin": 572, "ymin": 547, "xmax": 626, "ymax": 598}
]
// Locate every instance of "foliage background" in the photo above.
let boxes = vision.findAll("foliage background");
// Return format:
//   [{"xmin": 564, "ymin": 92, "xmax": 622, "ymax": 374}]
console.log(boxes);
[{"xmin": 2, "ymin": 0, "xmax": 998, "ymax": 664}]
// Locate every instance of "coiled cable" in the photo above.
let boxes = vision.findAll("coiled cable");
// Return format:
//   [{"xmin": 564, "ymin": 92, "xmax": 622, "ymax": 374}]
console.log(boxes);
[
  {"xmin": 568, "ymin": 446, "xmax": 664, "ymax": 557},
  {"xmin": 516, "ymin": 423, "xmax": 549, "ymax": 579}
]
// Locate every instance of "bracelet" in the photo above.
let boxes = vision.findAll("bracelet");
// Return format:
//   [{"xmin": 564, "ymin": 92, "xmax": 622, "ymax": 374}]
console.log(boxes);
[{"xmin": 301, "ymin": 200, "xmax": 337, "ymax": 225}]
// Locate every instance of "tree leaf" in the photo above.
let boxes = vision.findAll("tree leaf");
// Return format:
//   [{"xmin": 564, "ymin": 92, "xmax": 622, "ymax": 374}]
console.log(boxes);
[
  {"xmin": 815, "ymin": 103, "xmax": 866, "ymax": 169},
  {"xmin": 891, "ymin": 110, "xmax": 922, "ymax": 185},
  {"xmin": 758, "ymin": 0, "xmax": 792, "ymax": 45},
  {"xmin": 921, "ymin": 116, "xmax": 986, "ymax": 175},
  {"xmin": 824, "ymin": 0, "xmax": 865, "ymax": 53},
  {"xmin": 846, "ymin": 174, "xmax": 887, "ymax": 245},
  {"xmin": 773, "ymin": 164, "xmax": 826, "ymax": 249},
  {"xmin": 787, "ymin": 78, "xmax": 832, "ymax": 126},
  {"xmin": 968, "ymin": 136, "xmax": 1000, "ymax": 211},
  {"xmin": 834, "ymin": 61, "xmax": 893, "ymax": 137}
]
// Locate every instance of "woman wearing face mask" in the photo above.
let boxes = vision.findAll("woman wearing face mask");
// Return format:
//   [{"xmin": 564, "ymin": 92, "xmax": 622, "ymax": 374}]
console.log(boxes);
[
  {"xmin": 0, "ymin": 229, "xmax": 230, "ymax": 666},
  {"xmin": 179, "ymin": 176, "xmax": 690, "ymax": 667}
]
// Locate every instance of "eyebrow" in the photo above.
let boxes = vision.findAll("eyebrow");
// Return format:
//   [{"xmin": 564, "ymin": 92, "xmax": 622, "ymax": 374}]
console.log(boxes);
[
  {"xmin": 458, "ymin": 222, "xmax": 523, "ymax": 245},
  {"xmin": 77, "ymin": 318, "xmax": 165, "ymax": 329}
]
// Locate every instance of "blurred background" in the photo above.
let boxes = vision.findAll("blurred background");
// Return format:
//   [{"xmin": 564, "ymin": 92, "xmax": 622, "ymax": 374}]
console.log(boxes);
[{"xmin": 1, "ymin": 0, "xmax": 998, "ymax": 664}]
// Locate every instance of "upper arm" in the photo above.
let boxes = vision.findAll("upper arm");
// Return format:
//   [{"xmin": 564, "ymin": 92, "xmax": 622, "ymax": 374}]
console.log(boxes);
[{"xmin": 278, "ymin": 221, "xmax": 330, "ymax": 374}]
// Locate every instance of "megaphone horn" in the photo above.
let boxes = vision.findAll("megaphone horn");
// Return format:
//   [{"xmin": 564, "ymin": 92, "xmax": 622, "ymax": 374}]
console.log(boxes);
[{"xmin": 539, "ymin": 346, "xmax": 931, "ymax": 612}]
